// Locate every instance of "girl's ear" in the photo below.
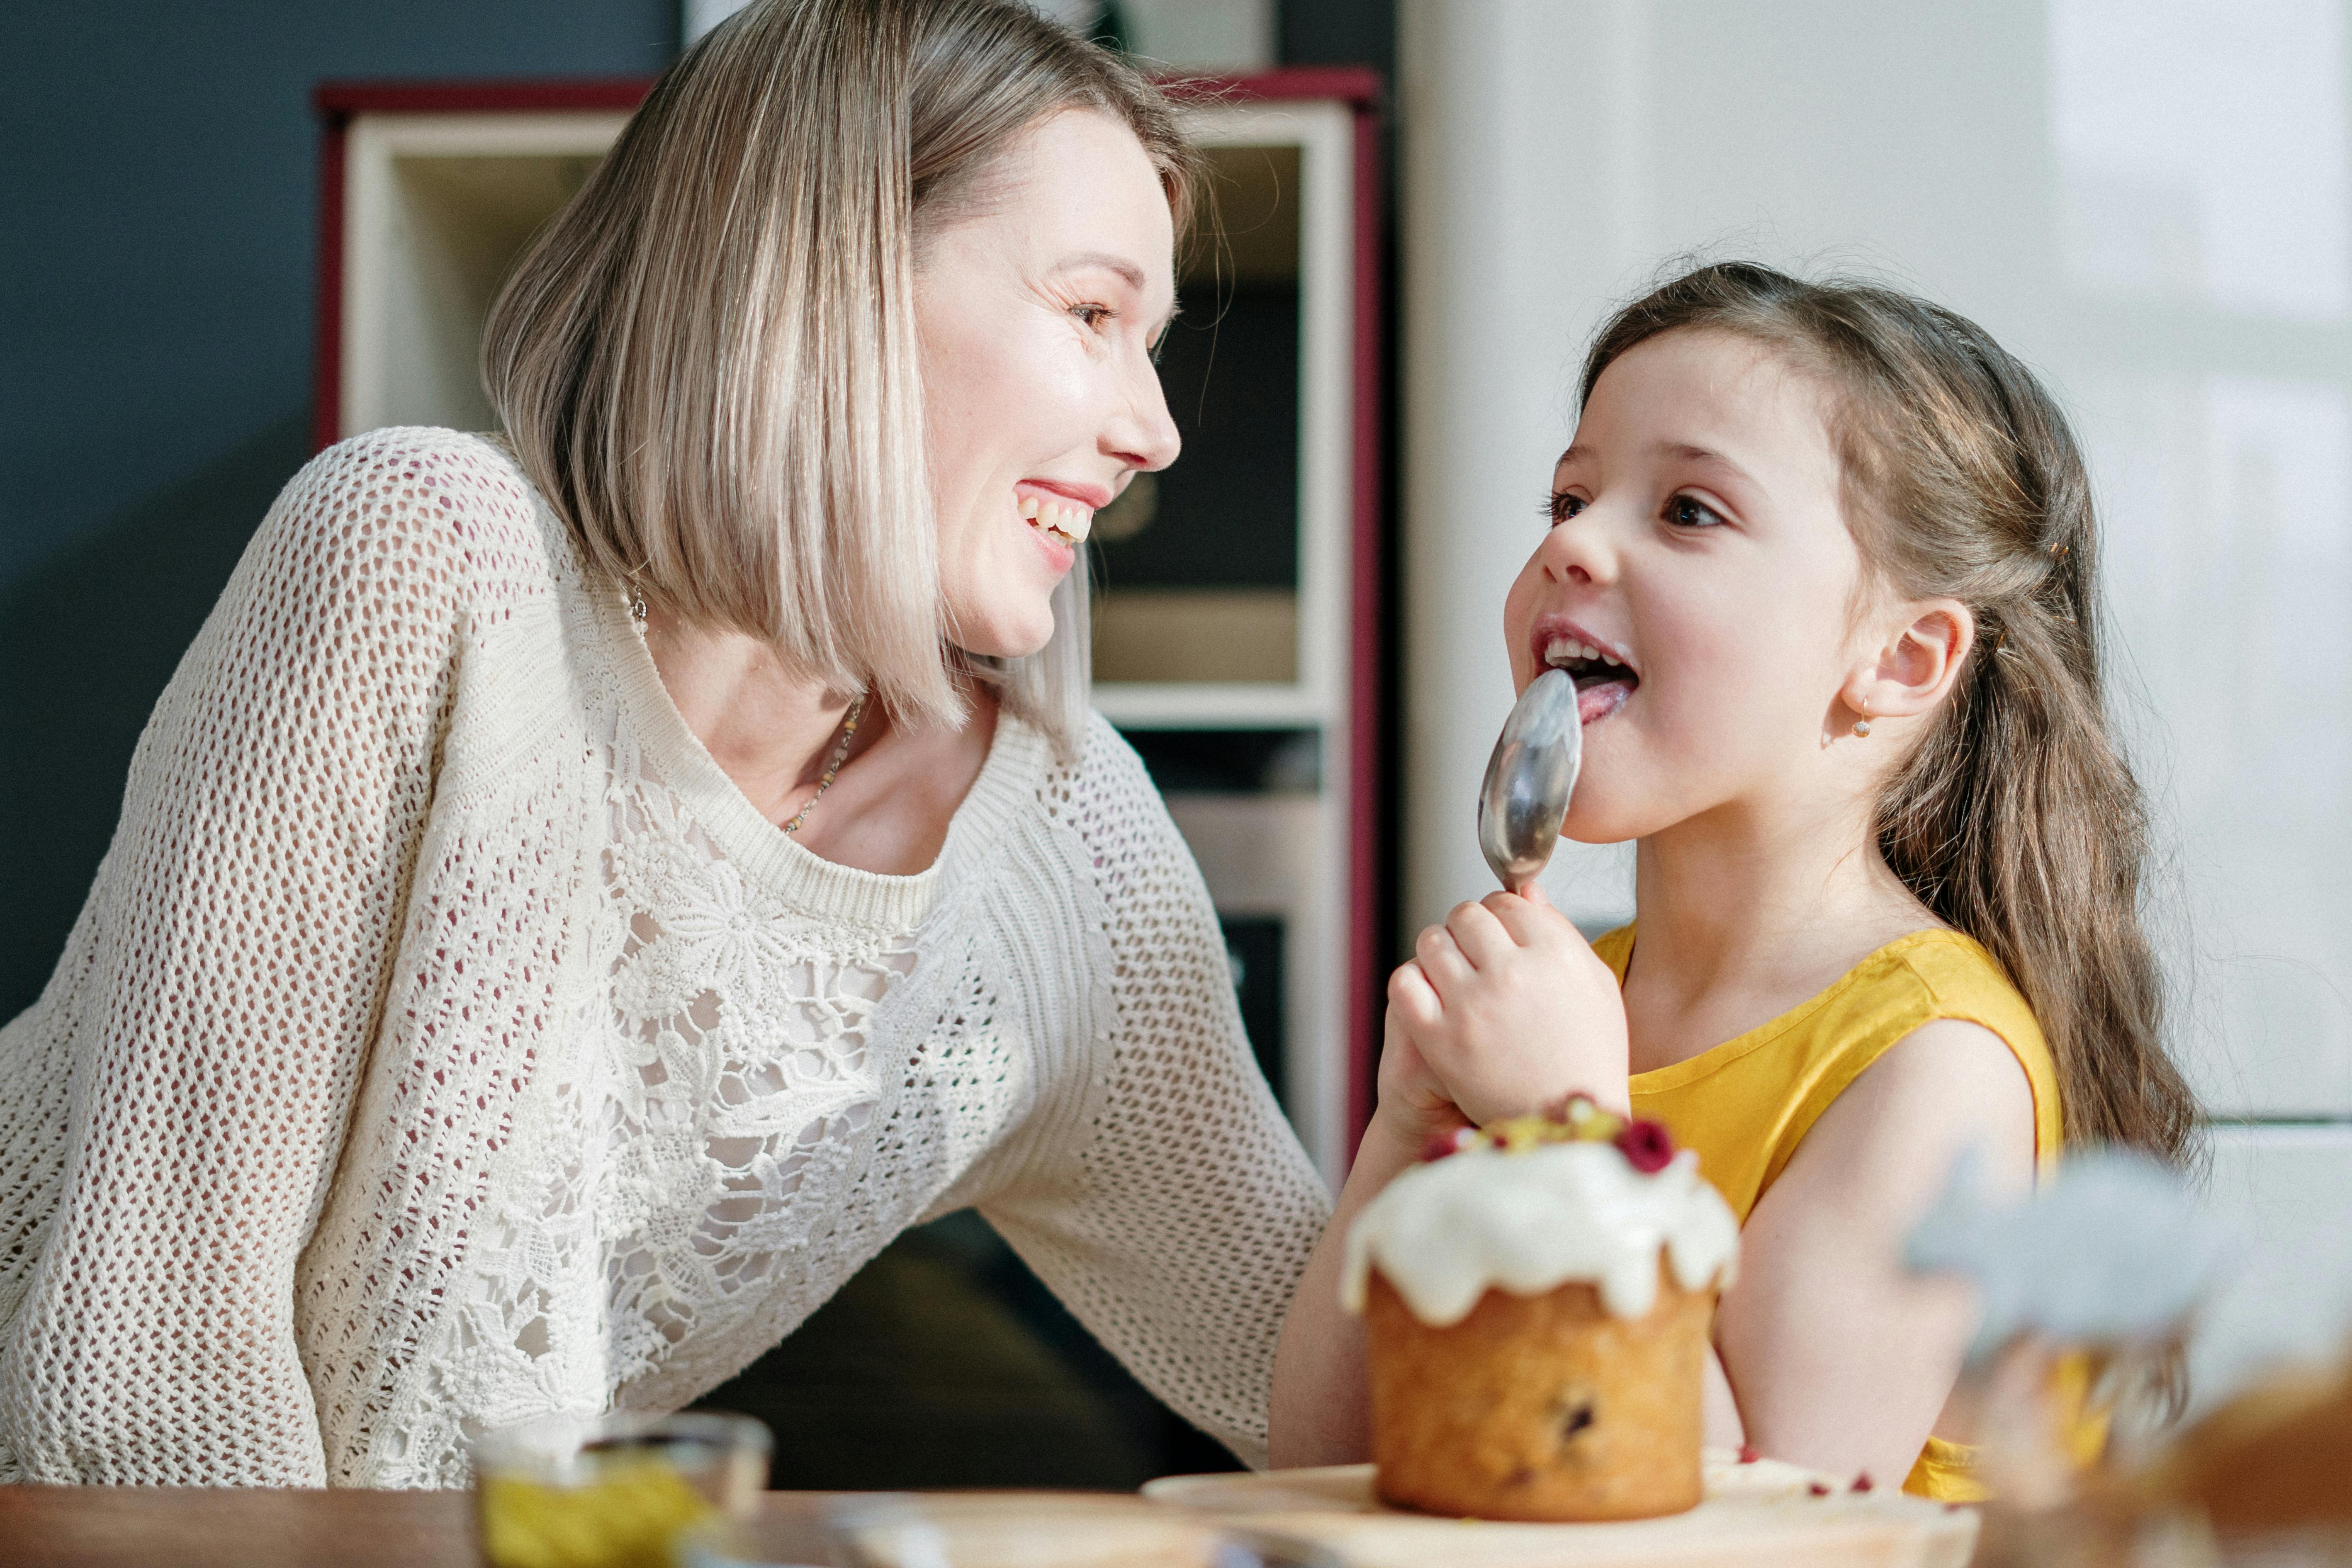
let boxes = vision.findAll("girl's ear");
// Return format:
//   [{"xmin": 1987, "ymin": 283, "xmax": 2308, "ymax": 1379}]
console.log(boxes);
[{"xmin": 1847, "ymin": 599, "xmax": 1974, "ymax": 721}]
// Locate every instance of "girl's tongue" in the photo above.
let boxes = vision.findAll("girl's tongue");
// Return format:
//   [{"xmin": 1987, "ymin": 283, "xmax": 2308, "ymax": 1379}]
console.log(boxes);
[
  {"xmin": 1578, "ymin": 679, "xmax": 1633, "ymax": 725},
  {"xmin": 1541, "ymin": 634, "xmax": 1639, "ymax": 725}
]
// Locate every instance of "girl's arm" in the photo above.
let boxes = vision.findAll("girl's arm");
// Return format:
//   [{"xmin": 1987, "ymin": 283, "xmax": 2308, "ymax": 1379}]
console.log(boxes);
[
  {"xmin": 1717, "ymin": 1018, "xmax": 2036, "ymax": 1483},
  {"xmin": 1270, "ymin": 887, "xmax": 1630, "ymax": 1466},
  {"xmin": 1267, "ymin": 1102, "xmax": 1418, "ymax": 1467},
  {"xmin": 1268, "ymin": 1005, "xmax": 1476, "ymax": 1467}
]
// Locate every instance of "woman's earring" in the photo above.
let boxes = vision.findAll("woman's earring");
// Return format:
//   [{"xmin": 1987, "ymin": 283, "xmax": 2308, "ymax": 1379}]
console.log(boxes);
[{"xmin": 1852, "ymin": 698, "xmax": 1873, "ymax": 739}]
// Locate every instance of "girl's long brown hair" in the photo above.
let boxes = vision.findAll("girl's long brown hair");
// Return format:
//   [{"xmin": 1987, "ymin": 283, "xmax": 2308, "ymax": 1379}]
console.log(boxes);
[{"xmin": 1583, "ymin": 262, "xmax": 2197, "ymax": 1164}]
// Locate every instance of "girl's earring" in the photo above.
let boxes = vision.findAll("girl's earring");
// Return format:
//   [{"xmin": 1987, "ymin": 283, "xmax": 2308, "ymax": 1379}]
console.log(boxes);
[{"xmin": 1852, "ymin": 698, "xmax": 1873, "ymax": 739}]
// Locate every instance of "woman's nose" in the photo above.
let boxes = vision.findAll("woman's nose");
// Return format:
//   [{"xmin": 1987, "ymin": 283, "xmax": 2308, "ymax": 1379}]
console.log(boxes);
[{"xmin": 1108, "ymin": 354, "xmax": 1182, "ymax": 473}]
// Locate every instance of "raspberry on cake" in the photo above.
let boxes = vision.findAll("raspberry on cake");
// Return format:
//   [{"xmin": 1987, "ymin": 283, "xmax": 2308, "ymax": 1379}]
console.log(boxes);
[{"xmin": 1340, "ymin": 1098, "xmax": 1740, "ymax": 1522}]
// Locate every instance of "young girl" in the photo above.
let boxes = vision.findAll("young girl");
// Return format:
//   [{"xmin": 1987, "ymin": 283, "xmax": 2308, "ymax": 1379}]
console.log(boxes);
[{"xmin": 1269, "ymin": 262, "xmax": 2198, "ymax": 1498}]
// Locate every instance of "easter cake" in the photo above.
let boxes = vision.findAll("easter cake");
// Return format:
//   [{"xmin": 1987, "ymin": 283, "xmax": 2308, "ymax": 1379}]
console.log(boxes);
[{"xmin": 1341, "ymin": 1099, "xmax": 1740, "ymax": 1522}]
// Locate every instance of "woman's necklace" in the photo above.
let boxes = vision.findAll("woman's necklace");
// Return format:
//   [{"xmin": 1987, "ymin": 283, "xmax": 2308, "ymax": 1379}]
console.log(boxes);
[
  {"xmin": 780, "ymin": 693, "xmax": 869, "ymax": 837},
  {"xmin": 625, "ymin": 578, "xmax": 864, "ymax": 838}
]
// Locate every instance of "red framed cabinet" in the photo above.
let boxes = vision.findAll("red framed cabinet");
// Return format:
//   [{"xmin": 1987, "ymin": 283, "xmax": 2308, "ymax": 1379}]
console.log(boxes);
[{"xmin": 312, "ymin": 69, "xmax": 1386, "ymax": 1183}]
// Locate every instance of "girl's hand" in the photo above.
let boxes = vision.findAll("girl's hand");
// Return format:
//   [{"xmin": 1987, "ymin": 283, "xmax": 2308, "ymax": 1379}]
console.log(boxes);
[
  {"xmin": 1372, "ymin": 1009, "xmax": 1476, "ymax": 1156},
  {"xmin": 1386, "ymin": 885, "xmax": 1631, "ymax": 1123}
]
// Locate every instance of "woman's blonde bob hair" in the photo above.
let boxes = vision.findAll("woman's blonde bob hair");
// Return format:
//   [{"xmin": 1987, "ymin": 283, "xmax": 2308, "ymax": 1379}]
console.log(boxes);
[{"xmin": 483, "ymin": 0, "xmax": 1200, "ymax": 743}]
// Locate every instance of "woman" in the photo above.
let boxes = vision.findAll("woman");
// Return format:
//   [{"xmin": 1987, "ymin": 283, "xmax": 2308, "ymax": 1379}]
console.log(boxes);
[{"xmin": 0, "ymin": 0, "xmax": 1327, "ymax": 1487}]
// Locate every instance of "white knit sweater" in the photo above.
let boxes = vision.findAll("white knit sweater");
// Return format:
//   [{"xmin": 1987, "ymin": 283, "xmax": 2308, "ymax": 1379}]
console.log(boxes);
[{"xmin": 0, "ymin": 427, "xmax": 1330, "ymax": 1488}]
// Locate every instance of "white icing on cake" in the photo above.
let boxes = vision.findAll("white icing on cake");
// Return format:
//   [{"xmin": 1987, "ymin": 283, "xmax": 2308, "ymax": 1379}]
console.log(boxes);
[{"xmin": 1341, "ymin": 1143, "xmax": 1740, "ymax": 1327}]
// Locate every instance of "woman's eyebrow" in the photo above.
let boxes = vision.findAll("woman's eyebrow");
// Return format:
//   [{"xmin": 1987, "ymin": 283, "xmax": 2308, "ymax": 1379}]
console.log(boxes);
[{"xmin": 1054, "ymin": 250, "xmax": 1148, "ymax": 290}]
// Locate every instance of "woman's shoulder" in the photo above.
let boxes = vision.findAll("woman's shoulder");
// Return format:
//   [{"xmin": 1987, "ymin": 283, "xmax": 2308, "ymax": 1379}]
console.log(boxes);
[
  {"xmin": 990, "ymin": 710, "xmax": 1193, "ymax": 875},
  {"xmin": 273, "ymin": 427, "xmax": 567, "ymax": 594}
]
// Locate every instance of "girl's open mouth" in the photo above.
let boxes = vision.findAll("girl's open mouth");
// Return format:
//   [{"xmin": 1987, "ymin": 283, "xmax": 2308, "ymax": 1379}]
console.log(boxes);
[{"xmin": 1537, "ymin": 625, "xmax": 1639, "ymax": 725}]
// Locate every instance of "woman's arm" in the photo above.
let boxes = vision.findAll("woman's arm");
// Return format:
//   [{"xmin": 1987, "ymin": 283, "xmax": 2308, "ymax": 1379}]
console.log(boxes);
[
  {"xmin": 972, "ymin": 725, "xmax": 1332, "ymax": 1472},
  {"xmin": 1717, "ymin": 1018, "xmax": 2036, "ymax": 1483},
  {"xmin": 0, "ymin": 432, "xmax": 477, "ymax": 1483}
]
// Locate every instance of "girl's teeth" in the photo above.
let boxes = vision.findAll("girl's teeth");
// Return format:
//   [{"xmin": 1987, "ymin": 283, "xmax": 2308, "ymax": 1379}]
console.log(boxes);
[
  {"xmin": 1020, "ymin": 496, "xmax": 1041, "ymax": 520},
  {"xmin": 1541, "ymin": 634, "xmax": 1634, "ymax": 673}
]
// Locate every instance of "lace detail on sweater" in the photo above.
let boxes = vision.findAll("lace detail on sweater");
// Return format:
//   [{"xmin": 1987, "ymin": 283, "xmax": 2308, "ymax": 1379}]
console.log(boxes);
[{"xmin": 0, "ymin": 428, "xmax": 1330, "ymax": 1488}]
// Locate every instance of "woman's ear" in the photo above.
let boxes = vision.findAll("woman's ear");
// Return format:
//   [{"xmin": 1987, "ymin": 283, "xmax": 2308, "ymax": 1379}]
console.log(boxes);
[{"xmin": 1846, "ymin": 599, "xmax": 1974, "ymax": 722}]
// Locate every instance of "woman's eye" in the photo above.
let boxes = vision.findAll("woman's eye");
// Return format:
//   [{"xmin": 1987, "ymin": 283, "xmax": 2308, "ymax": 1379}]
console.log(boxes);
[
  {"xmin": 1071, "ymin": 303, "xmax": 1113, "ymax": 331},
  {"xmin": 1545, "ymin": 491, "xmax": 1586, "ymax": 525},
  {"xmin": 1666, "ymin": 494, "xmax": 1726, "ymax": 529}
]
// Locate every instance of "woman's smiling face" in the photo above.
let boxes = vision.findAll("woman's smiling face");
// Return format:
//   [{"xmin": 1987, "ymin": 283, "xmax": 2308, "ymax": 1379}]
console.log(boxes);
[
  {"xmin": 1505, "ymin": 328, "xmax": 1869, "ymax": 842},
  {"xmin": 915, "ymin": 109, "xmax": 1182, "ymax": 661}
]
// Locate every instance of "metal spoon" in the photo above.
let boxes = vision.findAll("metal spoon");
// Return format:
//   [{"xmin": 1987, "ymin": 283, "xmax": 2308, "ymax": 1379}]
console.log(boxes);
[{"xmin": 1476, "ymin": 666, "xmax": 1583, "ymax": 892}]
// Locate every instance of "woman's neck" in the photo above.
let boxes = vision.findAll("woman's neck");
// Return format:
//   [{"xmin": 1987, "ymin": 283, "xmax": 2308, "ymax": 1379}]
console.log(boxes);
[
  {"xmin": 641, "ymin": 607, "xmax": 870, "ymax": 825},
  {"xmin": 1623, "ymin": 784, "xmax": 1937, "ymax": 1072},
  {"xmin": 638, "ymin": 603, "xmax": 1000, "ymax": 875}
]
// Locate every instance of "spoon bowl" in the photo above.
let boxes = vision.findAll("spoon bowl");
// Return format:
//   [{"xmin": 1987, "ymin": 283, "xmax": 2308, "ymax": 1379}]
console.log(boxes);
[{"xmin": 1476, "ymin": 667, "xmax": 1583, "ymax": 892}]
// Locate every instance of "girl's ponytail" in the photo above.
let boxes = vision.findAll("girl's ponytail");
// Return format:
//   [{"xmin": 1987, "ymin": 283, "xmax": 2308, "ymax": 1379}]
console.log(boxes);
[{"xmin": 1584, "ymin": 263, "xmax": 2197, "ymax": 1163}]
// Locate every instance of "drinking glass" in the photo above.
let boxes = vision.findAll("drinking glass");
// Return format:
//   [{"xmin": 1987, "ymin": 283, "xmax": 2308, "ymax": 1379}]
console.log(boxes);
[{"xmin": 473, "ymin": 1409, "xmax": 772, "ymax": 1568}]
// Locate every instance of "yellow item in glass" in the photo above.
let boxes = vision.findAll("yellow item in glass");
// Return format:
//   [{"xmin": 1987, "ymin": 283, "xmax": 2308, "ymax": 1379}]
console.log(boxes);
[
  {"xmin": 479, "ymin": 1455, "xmax": 718, "ymax": 1568},
  {"xmin": 1596, "ymin": 925, "xmax": 2099, "ymax": 1501}
]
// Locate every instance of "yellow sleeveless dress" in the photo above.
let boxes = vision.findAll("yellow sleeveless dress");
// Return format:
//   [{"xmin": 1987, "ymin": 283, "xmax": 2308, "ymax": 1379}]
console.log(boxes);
[{"xmin": 1596, "ymin": 925, "xmax": 2075, "ymax": 1501}]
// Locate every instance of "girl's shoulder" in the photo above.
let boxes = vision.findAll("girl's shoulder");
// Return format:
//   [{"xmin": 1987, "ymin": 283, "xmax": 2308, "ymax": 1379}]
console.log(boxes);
[{"xmin": 1627, "ymin": 926, "xmax": 2060, "ymax": 1218}]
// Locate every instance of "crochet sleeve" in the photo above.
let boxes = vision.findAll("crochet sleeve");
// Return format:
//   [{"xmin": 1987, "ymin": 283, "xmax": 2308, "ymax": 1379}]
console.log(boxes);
[
  {"xmin": 975, "ymin": 718, "xmax": 1333, "ymax": 1471},
  {"xmin": 0, "ymin": 431, "xmax": 485, "ymax": 1484}
]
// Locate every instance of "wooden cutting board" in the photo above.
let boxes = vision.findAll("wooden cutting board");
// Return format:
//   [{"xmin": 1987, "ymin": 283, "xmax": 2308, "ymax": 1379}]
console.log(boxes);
[{"xmin": 1141, "ymin": 1451, "xmax": 1979, "ymax": 1568}]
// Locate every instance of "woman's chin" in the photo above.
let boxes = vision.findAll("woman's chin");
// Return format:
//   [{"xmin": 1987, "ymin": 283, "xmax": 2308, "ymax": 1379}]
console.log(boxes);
[{"xmin": 949, "ymin": 611, "xmax": 1058, "ymax": 664}]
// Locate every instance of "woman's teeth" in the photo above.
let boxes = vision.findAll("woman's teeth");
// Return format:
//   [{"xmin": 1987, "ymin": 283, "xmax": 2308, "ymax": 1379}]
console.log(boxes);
[{"xmin": 1019, "ymin": 493, "xmax": 1093, "ymax": 545}]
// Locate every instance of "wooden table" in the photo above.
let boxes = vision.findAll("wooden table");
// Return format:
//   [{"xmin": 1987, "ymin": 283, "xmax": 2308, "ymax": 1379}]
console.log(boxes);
[{"xmin": 0, "ymin": 1486, "xmax": 837, "ymax": 1568}]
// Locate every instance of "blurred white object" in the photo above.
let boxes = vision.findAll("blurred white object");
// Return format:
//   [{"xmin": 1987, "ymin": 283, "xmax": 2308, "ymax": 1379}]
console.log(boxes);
[
  {"xmin": 2188, "ymin": 1125, "xmax": 2352, "ymax": 1421},
  {"xmin": 1907, "ymin": 1148, "xmax": 2229, "ymax": 1362}
]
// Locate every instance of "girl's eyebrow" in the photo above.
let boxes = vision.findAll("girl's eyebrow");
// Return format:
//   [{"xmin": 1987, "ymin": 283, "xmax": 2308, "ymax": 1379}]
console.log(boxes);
[
  {"xmin": 1661, "ymin": 442, "xmax": 1759, "ymax": 488},
  {"xmin": 1556, "ymin": 441, "xmax": 1754, "ymax": 483}
]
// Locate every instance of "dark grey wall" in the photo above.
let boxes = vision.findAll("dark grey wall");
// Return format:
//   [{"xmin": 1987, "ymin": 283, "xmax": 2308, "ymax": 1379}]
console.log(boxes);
[
  {"xmin": 1, "ymin": 2, "xmax": 676, "ymax": 1017},
  {"xmin": 0, "ymin": 0, "xmax": 1389, "ymax": 1017}
]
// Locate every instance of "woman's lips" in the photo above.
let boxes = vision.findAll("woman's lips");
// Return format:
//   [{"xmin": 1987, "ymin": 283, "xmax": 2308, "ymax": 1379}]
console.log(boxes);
[{"xmin": 1025, "ymin": 522, "xmax": 1076, "ymax": 575}]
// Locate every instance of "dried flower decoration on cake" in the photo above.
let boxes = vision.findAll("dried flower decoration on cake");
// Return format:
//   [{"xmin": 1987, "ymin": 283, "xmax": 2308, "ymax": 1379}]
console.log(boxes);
[
  {"xmin": 1612, "ymin": 1118, "xmax": 1676, "ymax": 1173},
  {"xmin": 1419, "ymin": 1094, "xmax": 1679, "ymax": 1170}
]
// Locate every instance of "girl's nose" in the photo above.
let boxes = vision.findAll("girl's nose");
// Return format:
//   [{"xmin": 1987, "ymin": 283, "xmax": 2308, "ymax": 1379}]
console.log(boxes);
[
  {"xmin": 1540, "ymin": 506, "xmax": 1620, "ymax": 587},
  {"xmin": 1107, "ymin": 355, "xmax": 1182, "ymax": 474}
]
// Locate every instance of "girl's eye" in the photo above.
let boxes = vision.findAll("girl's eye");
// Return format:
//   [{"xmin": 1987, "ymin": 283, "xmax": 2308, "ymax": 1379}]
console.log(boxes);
[
  {"xmin": 1072, "ymin": 303, "xmax": 1113, "ymax": 331},
  {"xmin": 1666, "ymin": 493, "xmax": 1726, "ymax": 529},
  {"xmin": 1545, "ymin": 490, "xmax": 1586, "ymax": 526}
]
